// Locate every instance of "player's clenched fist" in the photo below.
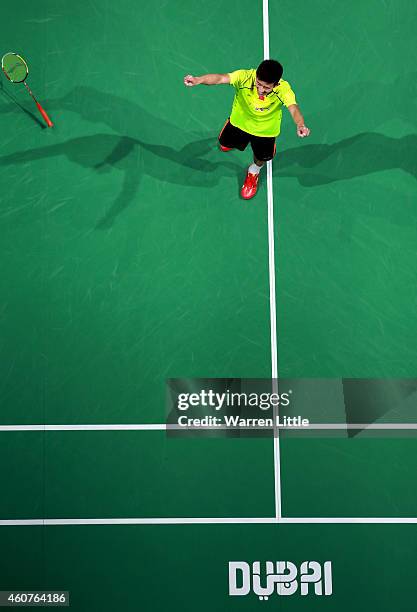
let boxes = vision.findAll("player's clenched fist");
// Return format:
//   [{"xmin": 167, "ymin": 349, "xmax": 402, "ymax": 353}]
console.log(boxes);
[
  {"xmin": 184, "ymin": 75, "xmax": 200, "ymax": 87},
  {"xmin": 297, "ymin": 125, "xmax": 311, "ymax": 138}
]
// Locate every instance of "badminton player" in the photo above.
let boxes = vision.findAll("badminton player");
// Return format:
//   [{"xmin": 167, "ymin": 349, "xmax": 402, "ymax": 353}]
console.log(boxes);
[{"xmin": 184, "ymin": 59, "xmax": 310, "ymax": 199}]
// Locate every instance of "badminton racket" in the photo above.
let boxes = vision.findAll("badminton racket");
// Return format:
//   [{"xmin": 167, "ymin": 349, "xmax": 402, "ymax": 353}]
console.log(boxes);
[{"xmin": 1, "ymin": 52, "xmax": 53, "ymax": 127}]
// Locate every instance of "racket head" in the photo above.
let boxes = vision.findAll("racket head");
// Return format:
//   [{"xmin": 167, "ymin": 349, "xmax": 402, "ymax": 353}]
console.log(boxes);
[{"xmin": 1, "ymin": 52, "xmax": 29, "ymax": 83}]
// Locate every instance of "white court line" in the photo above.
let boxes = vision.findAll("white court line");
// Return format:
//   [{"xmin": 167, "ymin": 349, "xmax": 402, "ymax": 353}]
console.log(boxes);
[
  {"xmin": 1, "ymin": 423, "xmax": 416, "ymax": 431},
  {"xmin": 0, "ymin": 424, "xmax": 166, "ymax": 431},
  {"xmin": 263, "ymin": 0, "xmax": 282, "ymax": 522},
  {"xmin": 1, "ymin": 517, "xmax": 417, "ymax": 526},
  {"xmin": 263, "ymin": 0, "xmax": 270, "ymax": 60},
  {"xmin": 290, "ymin": 423, "xmax": 417, "ymax": 430}
]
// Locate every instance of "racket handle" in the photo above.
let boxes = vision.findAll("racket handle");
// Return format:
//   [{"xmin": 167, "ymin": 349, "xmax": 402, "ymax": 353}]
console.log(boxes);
[{"xmin": 36, "ymin": 101, "xmax": 54, "ymax": 127}]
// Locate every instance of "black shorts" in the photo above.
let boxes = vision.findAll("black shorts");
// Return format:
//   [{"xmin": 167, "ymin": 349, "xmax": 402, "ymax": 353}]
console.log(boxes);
[{"xmin": 218, "ymin": 118, "xmax": 276, "ymax": 161}]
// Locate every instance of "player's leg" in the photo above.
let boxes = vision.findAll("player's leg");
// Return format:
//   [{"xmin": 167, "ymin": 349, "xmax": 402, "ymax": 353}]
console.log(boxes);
[
  {"xmin": 218, "ymin": 119, "xmax": 249, "ymax": 152},
  {"xmin": 241, "ymin": 138, "xmax": 276, "ymax": 200},
  {"xmin": 249, "ymin": 155, "xmax": 265, "ymax": 173}
]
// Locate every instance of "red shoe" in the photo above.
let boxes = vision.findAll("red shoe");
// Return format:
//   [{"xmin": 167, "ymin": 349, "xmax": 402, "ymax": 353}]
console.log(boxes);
[
  {"xmin": 241, "ymin": 172, "xmax": 259, "ymax": 199},
  {"xmin": 220, "ymin": 145, "xmax": 234, "ymax": 152}
]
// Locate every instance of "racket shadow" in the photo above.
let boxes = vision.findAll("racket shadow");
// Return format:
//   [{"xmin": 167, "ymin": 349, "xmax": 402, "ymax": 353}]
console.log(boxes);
[{"xmin": 0, "ymin": 80, "xmax": 45, "ymax": 129}]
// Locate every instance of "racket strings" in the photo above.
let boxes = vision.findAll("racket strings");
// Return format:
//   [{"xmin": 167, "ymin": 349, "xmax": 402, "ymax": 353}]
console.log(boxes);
[{"xmin": 2, "ymin": 53, "xmax": 28, "ymax": 83}]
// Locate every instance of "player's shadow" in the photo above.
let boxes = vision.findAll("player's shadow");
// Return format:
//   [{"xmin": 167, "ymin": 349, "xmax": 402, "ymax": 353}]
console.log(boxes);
[
  {"xmin": 1, "ymin": 83, "xmax": 416, "ymax": 227},
  {"xmin": 276, "ymin": 132, "xmax": 417, "ymax": 186},
  {"xmin": 0, "ymin": 84, "xmax": 243, "ymax": 227},
  {"xmin": 0, "ymin": 134, "xmax": 241, "ymax": 228},
  {"xmin": 2, "ymin": 129, "xmax": 416, "ymax": 229}
]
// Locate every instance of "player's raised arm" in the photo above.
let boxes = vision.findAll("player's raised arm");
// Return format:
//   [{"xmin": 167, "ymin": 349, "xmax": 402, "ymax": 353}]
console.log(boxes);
[
  {"xmin": 183, "ymin": 74, "xmax": 230, "ymax": 86},
  {"xmin": 287, "ymin": 104, "xmax": 311, "ymax": 138}
]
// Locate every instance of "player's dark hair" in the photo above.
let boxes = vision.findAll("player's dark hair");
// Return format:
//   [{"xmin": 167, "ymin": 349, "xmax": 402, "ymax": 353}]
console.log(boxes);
[{"xmin": 256, "ymin": 59, "xmax": 283, "ymax": 84}]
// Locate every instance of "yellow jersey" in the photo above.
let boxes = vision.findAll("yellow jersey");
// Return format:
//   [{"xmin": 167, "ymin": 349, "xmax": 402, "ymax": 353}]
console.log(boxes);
[{"xmin": 228, "ymin": 68, "xmax": 296, "ymax": 137}]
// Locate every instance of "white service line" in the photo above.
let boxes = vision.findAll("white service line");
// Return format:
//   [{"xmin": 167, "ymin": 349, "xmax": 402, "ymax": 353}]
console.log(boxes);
[
  {"xmin": 1, "ymin": 517, "xmax": 417, "ymax": 526},
  {"xmin": 0, "ymin": 518, "xmax": 277, "ymax": 526},
  {"xmin": 263, "ymin": 0, "xmax": 282, "ymax": 521}
]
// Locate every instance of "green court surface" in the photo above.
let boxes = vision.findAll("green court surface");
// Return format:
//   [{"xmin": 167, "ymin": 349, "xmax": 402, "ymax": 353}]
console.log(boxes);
[{"xmin": 1, "ymin": 0, "xmax": 417, "ymax": 610}]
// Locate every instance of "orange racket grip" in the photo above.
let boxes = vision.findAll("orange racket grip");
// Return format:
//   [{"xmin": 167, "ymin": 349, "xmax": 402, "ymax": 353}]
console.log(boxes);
[{"xmin": 36, "ymin": 101, "xmax": 54, "ymax": 127}]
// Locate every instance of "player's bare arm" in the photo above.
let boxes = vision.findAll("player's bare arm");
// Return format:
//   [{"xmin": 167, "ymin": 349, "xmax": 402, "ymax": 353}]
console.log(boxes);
[
  {"xmin": 184, "ymin": 74, "xmax": 230, "ymax": 86},
  {"xmin": 287, "ymin": 104, "xmax": 310, "ymax": 138}
]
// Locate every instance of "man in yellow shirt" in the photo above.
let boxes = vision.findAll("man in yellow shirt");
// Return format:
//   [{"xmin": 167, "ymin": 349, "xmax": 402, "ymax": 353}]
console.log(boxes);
[{"xmin": 184, "ymin": 59, "xmax": 310, "ymax": 199}]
